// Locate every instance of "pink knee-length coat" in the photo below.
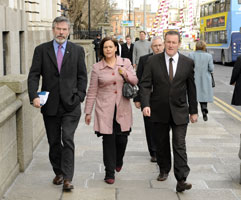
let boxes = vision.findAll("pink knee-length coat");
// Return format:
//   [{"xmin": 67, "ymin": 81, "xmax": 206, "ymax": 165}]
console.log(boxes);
[{"xmin": 84, "ymin": 56, "xmax": 138, "ymax": 134}]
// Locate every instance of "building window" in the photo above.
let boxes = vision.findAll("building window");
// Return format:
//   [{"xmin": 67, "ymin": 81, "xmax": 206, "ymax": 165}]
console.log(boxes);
[
  {"xmin": 2, "ymin": 32, "xmax": 9, "ymax": 76},
  {"xmin": 19, "ymin": 31, "xmax": 24, "ymax": 74}
]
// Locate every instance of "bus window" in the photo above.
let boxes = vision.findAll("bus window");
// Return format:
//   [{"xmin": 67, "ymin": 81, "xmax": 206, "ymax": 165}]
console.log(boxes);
[
  {"xmin": 214, "ymin": 32, "xmax": 219, "ymax": 43},
  {"xmin": 201, "ymin": 5, "xmax": 205, "ymax": 17},
  {"xmin": 220, "ymin": 2, "xmax": 225, "ymax": 12},
  {"xmin": 208, "ymin": 3, "xmax": 213, "ymax": 15},
  {"xmin": 226, "ymin": 0, "xmax": 230, "ymax": 11},
  {"xmin": 215, "ymin": 2, "xmax": 220, "ymax": 14},
  {"xmin": 208, "ymin": 32, "xmax": 211, "ymax": 44},
  {"xmin": 205, "ymin": 32, "xmax": 208, "ymax": 43},
  {"xmin": 205, "ymin": 5, "xmax": 209, "ymax": 16},
  {"xmin": 220, "ymin": 31, "xmax": 227, "ymax": 43}
]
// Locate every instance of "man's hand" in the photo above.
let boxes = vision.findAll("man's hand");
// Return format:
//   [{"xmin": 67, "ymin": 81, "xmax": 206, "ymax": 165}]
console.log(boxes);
[
  {"xmin": 190, "ymin": 114, "xmax": 198, "ymax": 123},
  {"xmin": 133, "ymin": 64, "xmax": 137, "ymax": 70},
  {"xmin": 85, "ymin": 114, "xmax": 91, "ymax": 125},
  {"xmin": 33, "ymin": 98, "xmax": 41, "ymax": 108},
  {"xmin": 143, "ymin": 107, "xmax": 151, "ymax": 117},
  {"xmin": 134, "ymin": 102, "xmax": 141, "ymax": 109}
]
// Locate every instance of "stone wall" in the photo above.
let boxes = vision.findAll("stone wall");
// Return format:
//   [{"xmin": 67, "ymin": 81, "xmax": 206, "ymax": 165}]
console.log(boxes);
[
  {"xmin": 0, "ymin": 74, "xmax": 45, "ymax": 199},
  {"xmin": 71, "ymin": 39, "xmax": 95, "ymax": 73},
  {"xmin": 0, "ymin": 1, "xmax": 96, "ymax": 198}
]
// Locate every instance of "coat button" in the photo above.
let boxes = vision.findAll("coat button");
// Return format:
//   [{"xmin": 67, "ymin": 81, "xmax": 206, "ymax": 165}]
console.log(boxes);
[
  {"xmin": 55, "ymin": 72, "xmax": 59, "ymax": 77},
  {"xmin": 114, "ymin": 91, "xmax": 117, "ymax": 94},
  {"xmin": 112, "ymin": 72, "xmax": 115, "ymax": 75},
  {"xmin": 113, "ymin": 82, "xmax": 116, "ymax": 85}
]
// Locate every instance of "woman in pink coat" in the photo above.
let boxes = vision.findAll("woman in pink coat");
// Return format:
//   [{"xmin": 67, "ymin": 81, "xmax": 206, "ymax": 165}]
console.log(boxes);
[{"xmin": 84, "ymin": 37, "xmax": 138, "ymax": 184}]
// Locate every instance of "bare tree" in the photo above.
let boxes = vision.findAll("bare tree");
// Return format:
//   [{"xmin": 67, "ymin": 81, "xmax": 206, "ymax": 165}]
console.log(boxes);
[{"xmin": 67, "ymin": 0, "xmax": 115, "ymax": 30}]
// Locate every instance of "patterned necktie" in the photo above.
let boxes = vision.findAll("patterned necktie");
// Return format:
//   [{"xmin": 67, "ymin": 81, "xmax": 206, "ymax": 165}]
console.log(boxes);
[
  {"xmin": 169, "ymin": 57, "xmax": 173, "ymax": 81},
  {"xmin": 57, "ymin": 45, "xmax": 63, "ymax": 73}
]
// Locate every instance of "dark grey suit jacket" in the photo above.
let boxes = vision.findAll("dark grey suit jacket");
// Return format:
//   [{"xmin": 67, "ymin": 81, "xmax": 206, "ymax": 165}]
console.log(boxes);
[
  {"xmin": 28, "ymin": 40, "xmax": 87, "ymax": 116},
  {"xmin": 140, "ymin": 52, "xmax": 198, "ymax": 125},
  {"xmin": 133, "ymin": 53, "xmax": 153, "ymax": 102}
]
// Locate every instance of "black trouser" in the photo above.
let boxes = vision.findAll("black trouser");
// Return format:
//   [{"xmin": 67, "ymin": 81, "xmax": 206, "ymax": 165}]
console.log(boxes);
[
  {"xmin": 200, "ymin": 102, "xmax": 208, "ymax": 116},
  {"xmin": 43, "ymin": 103, "xmax": 81, "ymax": 181},
  {"xmin": 143, "ymin": 116, "xmax": 156, "ymax": 157},
  {"xmin": 102, "ymin": 122, "xmax": 128, "ymax": 179},
  {"xmin": 152, "ymin": 119, "xmax": 190, "ymax": 181},
  {"xmin": 95, "ymin": 49, "xmax": 100, "ymax": 62}
]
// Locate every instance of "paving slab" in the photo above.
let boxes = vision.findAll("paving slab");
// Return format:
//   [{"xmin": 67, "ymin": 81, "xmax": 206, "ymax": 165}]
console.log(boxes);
[
  {"xmin": 178, "ymin": 189, "xmax": 239, "ymax": 200},
  {"xmin": 62, "ymin": 188, "xmax": 115, "ymax": 200},
  {"xmin": 2, "ymin": 101, "xmax": 241, "ymax": 200},
  {"xmin": 117, "ymin": 188, "xmax": 179, "ymax": 200}
]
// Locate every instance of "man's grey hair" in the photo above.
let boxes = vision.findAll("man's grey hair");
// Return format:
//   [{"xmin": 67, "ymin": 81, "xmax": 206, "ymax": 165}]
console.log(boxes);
[
  {"xmin": 151, "ymin": 36, "xmax": 163, "ymax": 44},
  {"xmin": 52, "ymin": 16, "xmax": 71, "ymax": 29}
]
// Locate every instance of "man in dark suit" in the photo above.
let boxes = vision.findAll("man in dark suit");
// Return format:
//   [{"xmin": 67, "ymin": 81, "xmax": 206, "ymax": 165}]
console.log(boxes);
[
  {"xmin": 134, "ymin": 36, "xmax": 164, "ymax": 162},
  {"xmin": 28, "ymin": 16, "xmax": 87, "ymax": 191},
  {"xmin": 140, "ymin": 31, "xmax": 198, "ymax": 192},
  {"xmin": 93, "ymin": 34, "xmax": 101, "ymax": 62},
  {"xmin": 121, "ymin": 35, "xmax": 134, "ymax": 64}
]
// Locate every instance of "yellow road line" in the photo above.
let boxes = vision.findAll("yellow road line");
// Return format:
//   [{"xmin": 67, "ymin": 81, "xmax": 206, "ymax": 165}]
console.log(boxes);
[
  {"xmin": 214, "ymin": 96, "xmax": 241, "ymax": 117},
  {"xmin": 214, "ymin": 101, "xmax": 241, "ymax": 122}
]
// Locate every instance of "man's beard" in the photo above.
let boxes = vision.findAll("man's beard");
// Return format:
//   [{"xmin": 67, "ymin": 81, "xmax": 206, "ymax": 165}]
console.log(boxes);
[{"xmin": 54, "ymin": 35, "xmax": 67, "ymax": 44}]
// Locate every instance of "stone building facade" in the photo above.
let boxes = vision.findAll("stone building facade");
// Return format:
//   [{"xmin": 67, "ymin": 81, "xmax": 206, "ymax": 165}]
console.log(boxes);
[{"xmin": 0, "ymin": 0, "xmax": 61, "ymax": 198}]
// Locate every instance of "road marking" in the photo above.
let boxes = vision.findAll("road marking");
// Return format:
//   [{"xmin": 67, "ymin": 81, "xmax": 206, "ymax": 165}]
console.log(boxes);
[
  {"xmin": 214, "ymin": 96, "xmax": 241, "ymax": 117},
  {"xmin": 214, "ymin": 96, "xmax": 241, "ymax": 122}
]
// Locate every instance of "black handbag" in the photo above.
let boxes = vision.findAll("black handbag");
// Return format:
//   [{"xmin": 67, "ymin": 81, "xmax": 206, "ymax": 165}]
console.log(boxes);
[
  {"xmin": 120, "ymin": 60, "xmax": 139, "ymax": 99},
  {"xmin": 211, "ymin": 72, "xmax": 215, "ymax": 87},
  {"xmin": 122, "ymin": 80, "xmax": 139, "ymax": 99}
]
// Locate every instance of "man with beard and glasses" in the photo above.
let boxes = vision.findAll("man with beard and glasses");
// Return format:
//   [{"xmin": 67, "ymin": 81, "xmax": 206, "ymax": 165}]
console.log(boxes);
[{"xmin": 28, "ymin": 16, "xmax": 87, "ymax": 191}]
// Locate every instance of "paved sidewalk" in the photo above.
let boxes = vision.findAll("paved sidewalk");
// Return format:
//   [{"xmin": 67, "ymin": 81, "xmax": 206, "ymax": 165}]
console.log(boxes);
[{"xmin": 2, "ymin": 103, "xmax": 241, "ymax": 200}]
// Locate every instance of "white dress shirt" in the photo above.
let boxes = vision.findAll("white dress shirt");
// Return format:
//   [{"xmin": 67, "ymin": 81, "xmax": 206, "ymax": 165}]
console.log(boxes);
[{"xmin": 165, "ymin": 52, "xmax": 179, "ymax": 78}]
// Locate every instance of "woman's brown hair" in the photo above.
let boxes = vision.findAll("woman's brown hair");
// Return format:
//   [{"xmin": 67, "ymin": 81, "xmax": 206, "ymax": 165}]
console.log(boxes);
[{"xmin": 99, "ymin": 37, "xmax": 120, "ymax": 58}]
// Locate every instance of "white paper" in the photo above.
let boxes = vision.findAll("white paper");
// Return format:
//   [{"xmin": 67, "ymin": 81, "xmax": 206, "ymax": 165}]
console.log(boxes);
[{"xmin": 37, "ymin": 91, "xmax": 50, "ymax": 106}]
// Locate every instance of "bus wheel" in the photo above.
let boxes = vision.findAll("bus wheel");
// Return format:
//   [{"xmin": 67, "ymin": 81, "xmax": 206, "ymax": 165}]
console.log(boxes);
[{"xmin": 221, "ymin": 51, "xmax": 226, "ymax": 65}]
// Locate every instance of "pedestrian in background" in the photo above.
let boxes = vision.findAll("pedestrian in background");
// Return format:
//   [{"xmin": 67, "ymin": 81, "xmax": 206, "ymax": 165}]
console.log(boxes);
[
  {"xmin": 93, "ymin": 34, "xmax": 101, "ymax": 62},
  {"xmin": 132, "ymin": 31, "xmax": 152, "ymax": 69},
  {"xmin": 140, "ymin": 31, "xmax": 198, "ymax": 192},
  {"xmin": 28, "ymin": 16, "xmax": 87, "ymax": 191},
  {"xmin": 230, "ymin": 55, "xmax": 241, "ymax": 105},
  {"xmin": 189, "ymin": 40, "xmax": 214, "ymax": 121},
  {"xmin": 84, "ymin": 37, "xmax": 138, "ymax": 184},
  {"xmin": 134, "ymin": 36, "xmax": 164, "ymax": 163},
  {"xmin": 121, "ymin": 35, "xmax": 134, "ymax": 64}
]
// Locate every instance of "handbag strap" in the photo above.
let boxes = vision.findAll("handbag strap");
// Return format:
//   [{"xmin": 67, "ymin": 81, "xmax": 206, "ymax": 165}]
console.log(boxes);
[{"xmin": 120, "ymin": 58, "xmax": 126, "ymax": 82}]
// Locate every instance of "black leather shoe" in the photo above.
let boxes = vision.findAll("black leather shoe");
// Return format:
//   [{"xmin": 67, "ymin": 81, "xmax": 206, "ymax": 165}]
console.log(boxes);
[
  {"xmin": 63, "ymin": 180, "xmax": 74, "ymax": 191},
  {"xmin": 176, "ymin": 180, "xmax": 192, "ymax": 192},
  {"xmin": 52, "ymin": 175, "xmax": 63, "ymax": 185},
  {"xmin": 157, "ymin": 172, "xmax": 168, "ymax": 181},
  {"xmin": 150, "ymin": 156, "xmax": 157, "ymax": 162}
]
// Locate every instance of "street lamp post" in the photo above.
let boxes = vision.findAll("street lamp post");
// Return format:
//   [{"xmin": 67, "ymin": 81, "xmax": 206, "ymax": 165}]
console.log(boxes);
[
  {"xmin": 129, "ymin": 0, "xmax": 131, "ymax": 34},
  {"xmin": 115, "ymin": 17, "xmax": 118, "ymax": 35},
  {"xmin": 104, "ymin": 11, "xmax": 108, "ymax": 23},
  {"xmin": 88, "ymin": 0, "xmax": 91, "ymax": 38}
]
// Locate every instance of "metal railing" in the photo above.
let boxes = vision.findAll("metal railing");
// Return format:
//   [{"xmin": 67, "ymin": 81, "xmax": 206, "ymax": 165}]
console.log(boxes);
[{"xmin": 72, "ymin": 29, "xmax": 102, "ymax": 40}]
